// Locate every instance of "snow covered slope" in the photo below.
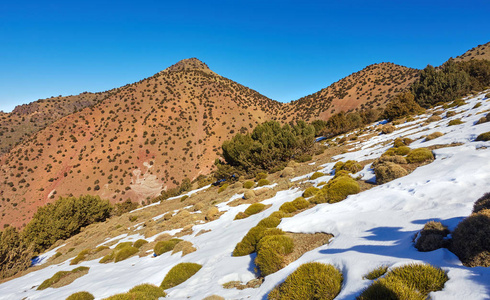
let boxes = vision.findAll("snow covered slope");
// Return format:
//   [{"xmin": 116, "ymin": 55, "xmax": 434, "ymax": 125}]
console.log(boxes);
[{"xmin": 1, "ymin": 92, "xmax": 490, "ymax": 299}]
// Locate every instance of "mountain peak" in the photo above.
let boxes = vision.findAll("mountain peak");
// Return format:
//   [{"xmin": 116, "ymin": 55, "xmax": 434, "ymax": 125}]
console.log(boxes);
[{"xmin": 164, "ymin": 58, "xmax": 211, "ymax": 73}]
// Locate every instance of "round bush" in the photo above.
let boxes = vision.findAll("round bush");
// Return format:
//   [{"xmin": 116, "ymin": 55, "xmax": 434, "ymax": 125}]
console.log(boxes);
[
  {"xmin": 234, "ymin": 212, "xmax": 248, "ymax": 220},
  {"xmin": 245, "ymin": 203, "xmax": 266, "ymax": 216},
  {"xmin": 233, "ymin": 226, "xmax": 267, "ymax": 256},
  {"xmin": 134, "ymin": 239, "xmax": 148, "ymax": 249},
  {"xmin": 257, "ymin": 179, "xmax": 270, "ymax": 187},
  {"xmin": 243, "ymin": 181, "xmax": 255, "ymax": 189},
  {"xmin": 310, "ymin": 190, "xmax": 328, "ymax": 204},
  {"xmin": 342, "ymin": 160, "xmax": 363, "ymax": 173},
  {"xmin": 406, "ymin": 148, "xmax": 434, "ymax": 164},
  {"xmin": 451, "ymin": 209, "xmax": 490, "ymax": 267},
  {"xmin": 324, "ymin": 176, "xmax": 360, "ymax": 203},
  {"xmin": 414, "ymin": 221, "xmax": 449, "ymax": 252},
  {"xmin": 279, "ymin": 202, "xmax": 297, "ymax": 214},
  {"xmin": 394, "ymin": 137, "xmax": 413, "ymax": 147},
  {"xmin": 160, "ymin": 263, "xmax": 202, "ymax": 289},
  {"xmin": 374, "ymin": 162, "xmax": 408, "ymax": 185},
  {"xmin": 257, "ymin": 216, "xmax": 281, "ymax": 228},
  {"xmin": 310, "ymin": 172, "xmax": 325, "ymax": 180},
  {"xmin": 268, "ymin": 262, "xmax": 342, "ymax": 300},
  {"xmin": 255, "ymin": 235, "xmax": 294, "ymax": 276},
  {"xmin": 114, "ymin": 246, "xmax": 139, "ymax": 262},
  {"xmin": 372, "ymin": 155, "xmax": 407, "ymax": 167},
  {"xmin": 66, "ymin": 291, "xmax": 95, "ymax": 300},
  {"xmin": 475, "ymin": 131, "xmax": 490, "ymax": 141},
  {"xmin": 217, "ymin": 183, "xmax": 229, "ymax": 193},
  {"xmin": 473, "ymin": 193, "xmax": 490, "ymax": 213},
  {"xmin": 302, "ymin": 187, "xmax": 319, "ymax": 198},
  {"xmin": 154, "ymin": 239, "xmax": 182, "ymax": 256},
  {"xmin": 291, "ymin": 197, "xmax": 309, "ymax": 210},
  {"xmin": 392, "ymin": 146, "xmax": 411, "ymax": 156},
  {"xmin": 448, "ymin": 119, "xmax": 463, "ymax": 126},
  {"xmin": 425, "ymin": 132, "xmax": 444, "ymax": 141},
  {"xmin": 269, "ymin": 210, "xmax": 287, "ymax": 219},
  {"xmin": 256, "ymin": 172, "xmax": 268, "ymax": 181},
  {"xmin": 359, "ymin": 264, "xmax": 447, "ymax": 299},
  {"xmin": 129, "ymin": 284, "xmax": 166, "ymax": 298}
]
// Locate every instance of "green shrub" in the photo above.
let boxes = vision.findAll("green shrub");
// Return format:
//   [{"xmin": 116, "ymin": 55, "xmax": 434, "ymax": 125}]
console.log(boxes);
[
  {"xmin": 374, "ymin": 162, "xmax": 408, "ymax": 184},
  {"xmin": 342, "ymin": 160, "xmax": 363, "ymax": 173},
  {"xmin": 473, "ymin": 102, "xmax": 482, "ymax": 109},
  {"xmin": 279, "ymin": 202, "xmax": 297, "ymax": 213},
  {"xmin": 448, "ymin": 118, "xmax": 463, "ymax": 126},
  {"xmin": 256, "ymin": 172, "xmax": 268, "ymax": 181},
  {"xmin": 129, "ymin": 284, "xmax": 166, "ymax": 298},
  {"xmin": 160, "ymin": 263, "xmax": 202, "ymax": 289},
  {"xmin": 324, "ymin": 176, "xmax": 360, "ymax": 203},
  {"xmin": 425, "ymin": 132, "xmax": 444, "ymax": 141},
  {"xmin": 233, "ymin": 226, "xmax": 267, "ymax": 256},
  {"xmin": 406, "ymin": 148, "xmax": 434, "ymax": 163},
  {"xmin": 268, "ymin": 262, "xmax": 342, "ymax": 300},
  {"xmin": 99, "ymin": 252, "xmax": 114, "ymax": 264},
  {"xmin": 115, "ymin": 242, "xmax": 133, "ymax": 251},
  {"xmin": 446, "ymin": 111, "xmax": 457, "ymax": 118},
  {"xmin": 269, "ymin": 210, "xmax": 287, "ymax": 219},
  {"xmin": 257, "ymin": 216, "xmax": 281, "ymax": 228},
  {"xmin": 383, "ymin": 92, "xmax": 424, "ymax": 121},
  {"xmin": 358, "ymin": 276, "xmax": 424, "ymax": 300},
  {"xmin": 372, "ymin": 155, "xmax": 407, "ymax": 167},
  {"xmin": 23, "ymin": 195, "xmax": 112, "ymax": 254},
  {"xmin": 475, "ymin": 131, "xmax": 490, "ymax": 141},
  {"xmin": 38, "ymin": 267, "xmax": 89, "ymax": 290},
  {"xmin": 294, "ymin": 153, "xmax": 312, "ymax": 163},
  {"xmin": 217, "ymin": 183, "xmax": 229, "ymax": 193},
  {"xmin": 333, "ymin": 161, "xmax": 344, "ymax": 171},
  {"xmin": 394, "ymin": 137, "xmax": 413, "ymax": 147},
  {"xmin": 255, "ymin": 235, "xmax": 294, "ymax": 276},
  {"xmin": 291, "ymin": 197, "xmax": 309, "ymax": 210},
  {"xmin": 244, "ymin": 203, "xmax": 266, "ymax": 216},
  {"xmin": 234, "ymin": 212, "xmax": 248, "ymax": 220},
  {"xmin": 114, "ymin": 246, "xmax": 139, "ymax": 262},
  {"xmin": 243, "ymin": 181, "xmax": 255, "ymax": 189},
  {"xmin": 302, "ymin": 187, "xmax": 319, "ymax": 198},
  {"xmin": 134, "ymin": 239, "xmax": 148, "ymax": 249},
  {"xmin": 310, "ymin": 172, "xmax": 325, "ymax": 180},
  {"xmin": 476, "ymin": 113, "xmax": 490, "ymax": 125},
  {"xmin": 0, "ymin": 226, "xmax": 33, "ymax": 279},
  {"xmin": 473, "ymin": 193, "xmax": 490, "ymax": 213},
  {"xmin": 363, "ymin": 266, "xmax": 388, "ymax": 280},
  {"xmin": 257, "ymin": 179, "xmax": 270, "ymax": 187},
  {"xmin": 95, "ymin": 245, "xmax": 109, "ymax": 252},
  {"xmin": 154, "ymin": 239, "xmax": 182, "ymax": 256},
  {"xmin": 414, "ymin": 221, "xmax": 449, "ymax": 252},
  {"xmin": 66, "ymin": 291, "xmax": 95, "ymax": 300},
  {"xmin": 70, "ymin": 249, "xmax": 91, "ymax": 265},
  {"xmin": 388, "ymin": 264, "xmax": 448, "ymax": 296},
  {"xmin": 310, "ymin": 190, "xmax": 328, "ymax": 204},
  {"xmin": 451, "ymin": 209, "xmax": 490, "ymax": 266},
  {"xmin": 392, "ymin": 146, "xmax": 411, "ymax": 156},
  {"xmin": 358, "ymin": 264, "xmax": 448, "ymax": 299}
]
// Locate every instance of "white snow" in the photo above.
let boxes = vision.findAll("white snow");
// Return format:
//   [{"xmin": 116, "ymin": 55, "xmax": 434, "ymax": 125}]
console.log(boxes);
[{"xmin": 1, "ymin": 92, "xmax": 490, "ymax": 299}]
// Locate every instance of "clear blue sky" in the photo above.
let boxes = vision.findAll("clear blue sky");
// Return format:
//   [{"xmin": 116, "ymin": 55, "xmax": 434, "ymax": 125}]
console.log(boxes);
[{"xmin": 0, "ymin": 0, "xmax": 489, "ymax": 112}]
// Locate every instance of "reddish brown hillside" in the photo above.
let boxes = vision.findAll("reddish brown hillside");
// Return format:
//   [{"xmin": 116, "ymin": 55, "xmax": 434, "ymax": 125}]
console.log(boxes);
[
  {"xmin": 454, "ymin": 42, "xmax": 490, "ymax": 62},
  {"xmin": 280, "ymin": 63, "xmax": 420, "ymax": 122},
  {"xmin": 0, "ymin": 92, "xmax": 111, "ymax": 155},
  {"xmin": 0, "ymin": 58, "xmax": 281, "ymax": 228}
]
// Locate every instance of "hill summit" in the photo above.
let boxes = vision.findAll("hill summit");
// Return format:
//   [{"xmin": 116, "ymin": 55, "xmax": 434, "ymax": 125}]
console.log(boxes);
[{"xmin": 164, "ymin": 58, "xmax": 212, "ymax": 73}]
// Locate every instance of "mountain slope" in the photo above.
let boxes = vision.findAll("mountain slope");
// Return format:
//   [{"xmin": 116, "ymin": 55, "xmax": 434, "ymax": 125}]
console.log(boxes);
[
  {"xmin": 0, "ymin": 92, "xmax": 111, "ymax": 155},
  {"xmin": 0, "ymin": 58, "xmax": 281, "ymax": 228},
  {"xmin": 1, "ymin": 90, "xmax": 489, "ymax": 299},
  {"xmin": 280, "ymin": 62, "xmax": 420, "ymax": 122},
  {"xmin": 454, "ymin": 41, "xmax": 490, "ymax": 61}
]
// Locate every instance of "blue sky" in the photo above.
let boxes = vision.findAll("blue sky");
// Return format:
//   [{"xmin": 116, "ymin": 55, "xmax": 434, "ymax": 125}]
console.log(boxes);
[{"xmin": 0, "ymin": 0, "xmax": 489, "ymax": 112}]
